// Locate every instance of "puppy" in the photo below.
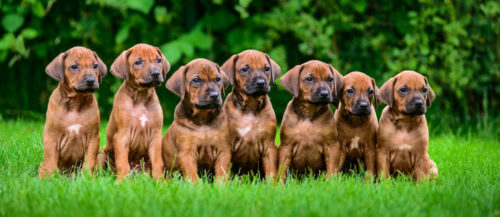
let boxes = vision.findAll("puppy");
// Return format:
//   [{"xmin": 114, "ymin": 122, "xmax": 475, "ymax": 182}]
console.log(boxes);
[
  {"xmin": 278, "ymin": 60, "xmax": 343, "ymax": 179},
  {"xmin": 39, "ymin": 46, "xmax": 107, "ymax": 178},
  {"xmin": 162, "ymin": 58, "xmax": 230, "ymax": 183},
  {"xmin": 334, "ymin": 71, "xmax": 378, "ymax": 176},
  {"xmin": 102, "ymin": 43, "xmax": 170, "ymax": 180},
  {"xmin": 221, "ymin": 50, "xmax": 281, "ymax": 179},
  {"xmin": 376, "ymin": 70, "xmax": 438, "ymax": 181}
]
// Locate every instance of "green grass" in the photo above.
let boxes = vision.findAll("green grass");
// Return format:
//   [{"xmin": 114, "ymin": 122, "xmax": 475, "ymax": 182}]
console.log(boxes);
[{"xmin": 0, "ymin": 120, "xmax": 499, "ymax": 217}]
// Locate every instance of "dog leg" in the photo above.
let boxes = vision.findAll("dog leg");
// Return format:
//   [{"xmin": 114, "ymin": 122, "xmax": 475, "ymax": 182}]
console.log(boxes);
[
  {"xmin": 376, "ymin": 148, "xmax": 390, "ymax": 179},
  {"xmin": 113, "ymin": 133, "xmax": 130, "ymax": 180},
  {"xmin": 83, "ymin": 134, "xmax": 100, "ymax": 174},
  {"xmin": 149, "ymin": 132, "xmax": 164, "ymax": 180},
  {"xmin": 415, "ymin": 155, "xmax": 438, "ymax": 182},
  {"xmin": 262, "ymin": 140, "xmax": 278, "ymax": 180},
  {"xmin": 325, "ymin": 142, "xmax": 344, "ymax": 178},
  {"xmin": 179, "ymin": 152, "xmax": 198, "ymax": 182},
  {"xmin": 278, "ymin": 144, "xmax": 292, "ymax": 181},
  {"xmin": 215, "ymin": 149, "xmax": 231, "ymax": 183},
  {"xmin": 364, "ymin": 143, "xmax": 376, "ymax": 177},
  {"xmin": 39, "ymin": 136, "xmax": 59, "ymax": 178}
]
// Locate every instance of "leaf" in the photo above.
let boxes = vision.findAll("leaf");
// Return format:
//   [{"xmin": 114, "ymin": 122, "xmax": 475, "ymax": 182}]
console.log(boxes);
[
  {"xmin": 2, "ymin": 14, "xmax": 25, "ymax": 33},
  {"xmin": 352, "ymin": 0, "xmax": 367, "ymax": 13},
  {"xmin": 32, "ymin": 1, "xmax": 46, "ymax": 17},
  {"xmin": 160, "ymin": 42, "xmax": 183, "ymax": 65},
  {"xmin": 126, "ymin": 0, "xmax": 155, "ymax": 14},
  {"xmin": 115, "ymin": 25, "xmax": 130, "ymax": 44},
  {"xmin": 21, "ymin": 28, "xmax": 38, "ymax": 39},
  {"xmin": 0, "ymin": 33, "xmax": 16, "ymax": 50},
  {"xmin": 185, "ymin": 28, "xmax": 212, "ymax": 50}
]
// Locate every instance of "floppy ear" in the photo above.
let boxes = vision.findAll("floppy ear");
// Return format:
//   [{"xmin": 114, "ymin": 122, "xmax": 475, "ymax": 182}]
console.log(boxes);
[
  {"xmin": 265, "ymin": 54, "xmax": 281, "ymax": 83},
  {"xmin": 93, "ymin": 51, "xmax": 107, "ymax": 83},
  {"xmin": 110, "ymin": 50, "xmax": 130, "ymax": 80},
  {"xmin": 378, "ymin": 77, "xmax": 397, "ymax": 107},
  {"xmin": 220, "ymin": 54, "xmax": 238, "ymax": 86},
  {"xmin": 166, "ymin": 65, "xmax": 188, "ymax": 98},
  {"xmin": 216, "ymin": 64, "xmax": 229, "ymax": 96},
  {"xmin": 155, "ymin": 47, "xmax": 170, "ymax": 80},
  {"xmin": 424, "ymin": 77, "xmax": 435, "ymax": 107},
  {"xmin": 280, "ymin": 64, "xmax": 302, "ymax": 97},
  {"xmin": 371, "ymin": 78, "xmax": 379, "ymax": 110},
  {"xmin": 45, "ymin": 52, "xmax": 68, "ymax": 82},
  {"xmin": 329, "ymin": 65, "xmax": 344, "ymax": 108}
]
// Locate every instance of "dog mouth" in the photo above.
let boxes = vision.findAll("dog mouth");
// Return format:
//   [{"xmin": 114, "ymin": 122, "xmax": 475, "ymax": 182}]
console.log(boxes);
[
  {"xmin": 75, "ymin": 87, "xmax": 97, "ymax": 93},
  {"xmin": 402, "ymin": 109, "xmax": 426, "ymax": 116},
  {"xmin": 139, "ymin": 80, "xmax": 161, "ymax": 87},
  {"xmin": 195, "ymin": 102, "xmax": 220, "ymax": 109},
  {"xmin": 348, "ymin": 109, "xmax": 371, "ymax": 116},
  {"xmin": 245, "ymin": 86, "xmax": 270, "ymax": 96}
]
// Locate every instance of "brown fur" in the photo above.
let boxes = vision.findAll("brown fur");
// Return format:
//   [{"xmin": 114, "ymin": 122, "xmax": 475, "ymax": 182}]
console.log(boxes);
[
  {"xmin": 162, "ymin": 58, "xmax": 231, "ymax": 183},
  {"xmin": 376, "ymin": 70, "xmax": 438, "ymax": 181},
  {"xmin": 334, "ymin": 71, "xmax": 379, "ymax": 176},
  {"xmin": 278, "ymin": 60, "xmax": 344, "ymax": 179},
  {"xmin": 221, "ymin": 50, "xmax": 280, "ymax": 179},
  {"xmin": 39, "ymin": 46, "xmax": 107, "ymax": 178},
  {"xmin": 101, "ymin": 43, "xmax": 170, "ymax": 180}
]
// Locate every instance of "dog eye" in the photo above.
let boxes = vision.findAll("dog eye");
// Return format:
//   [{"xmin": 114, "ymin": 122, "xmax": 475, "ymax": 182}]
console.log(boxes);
[
  {"xmin": 192, "ymin": 77, "xmax": 201, "ymax": 83},
  {"xmin": 240, "ymin": 66, "xmax": 249, "ymax": 73},
  {"xmin": 215, "ymin": 76, "xmax": 221, "ymax": 82},
  {"xmin": 400, "ymin": 87, "xmax": 408, "ymax": 92},
  {"xmin": 264, "ymin": 66, "xmax": 270, "ymax": 72},
  {"xmin": 305, "ymin": 76, "xmax": 313, "ymax": 81},
  {"xmin": 134, "ymin": 59, "xmax": 143, "ymax": 65},
  {"xmin": 93, "ymin": 63, "xmax": 98, "ymax": 69},
  {"xmin": 368, "ymin": 89, "xmax": 374, "ymax": 94},
  {"xmin": 422, "ymin": 87, "xmax": 428, "ymax": 93},
  {"xmin": 70, "ymin": 64, "xmax": 78, "ymax": 70},
  {"xmin": 327, "ymin": 77, "xmax": 334, "ymax": 83},
  {"xmin": 156, "ymin": 57, "xmax": 161, "ymax": 64},
  {"xmin": 346, "ymin": 88, "xmax": 354, "ymax": 94}
]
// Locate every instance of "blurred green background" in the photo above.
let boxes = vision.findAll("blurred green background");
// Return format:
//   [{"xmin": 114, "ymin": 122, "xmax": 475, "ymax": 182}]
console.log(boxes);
[{"xmin": 0, "ymin": 0, "xmax": 499, "ymax": 126}]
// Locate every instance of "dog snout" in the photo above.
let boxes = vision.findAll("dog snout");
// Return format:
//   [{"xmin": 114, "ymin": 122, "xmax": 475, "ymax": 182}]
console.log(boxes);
[
  {"xmin": 208, "ymin": 90, "xmax": 220, "ymax": 99},
  {"xmin": 413, "ymin": 98, "xmax": 424, "ymax": 107},
  {"xmin": 254, "ymin": 77, "xmax": 266, "ymax": 87},
  {"xmin": 319, "ymin": 89, "xmax": 329, "ymax": 97},
  {"xmin": 85, "ymin": 76, "xmax": 96, "ymax": 86},
  {"xmin": 358, "ymin": 101, "xmax": 369, "ymax": 109},
  {"xmin": 150, "ymin": 68, "xmax": 161, "ymax": 78}
]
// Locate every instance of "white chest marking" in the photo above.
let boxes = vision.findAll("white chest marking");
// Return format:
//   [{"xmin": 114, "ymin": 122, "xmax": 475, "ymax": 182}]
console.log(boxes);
[
  {"xmin": 139, "ymin": 114, "xmax": 148, "ymax": 127},
  {"xmin": 67, "ymin": 124, "xmax": 82, "ymax": 134},
  {"xmin": 237, "ymin": 126, "xmax": 251, "ymax": 137},
  {"xmin": 400, "ymin": 144, "xmax": 412, "ymax": 151},
  {"xmin": 350, "ymin": 136, "xmax": 360, "ymax": 149}
]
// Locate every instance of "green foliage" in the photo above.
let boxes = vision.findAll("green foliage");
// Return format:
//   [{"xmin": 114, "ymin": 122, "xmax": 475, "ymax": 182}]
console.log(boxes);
[{"xmin": 0, "ymin": 0, "xmax": 498, "ymax": 123}]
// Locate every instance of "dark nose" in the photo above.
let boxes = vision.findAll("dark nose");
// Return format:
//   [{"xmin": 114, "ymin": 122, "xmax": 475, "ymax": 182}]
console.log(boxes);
[
  {"xmin": 359, "ymin": 101, "xmax": 369, "ymax": 109},
  {"xmin": 319, "ymin": 89, "xmax": 329, "ymax": 97},
  {"xmin": 85, "ymin": 77, "xmax": 96, "ymax": 85},
  {"xmin": 414, "ymin": 99, "xmax": 423, "ymax": 107},
  {"xmin": 254, "ymin": 77, "xmax": 266, "ymax": 86},
  {"xmin": 150, "ymin": 68, "xmax": 161, "ymax": 77},
  {"xmin": 208, "ymin": 91, "xmax": 220, "ymax": 99}
]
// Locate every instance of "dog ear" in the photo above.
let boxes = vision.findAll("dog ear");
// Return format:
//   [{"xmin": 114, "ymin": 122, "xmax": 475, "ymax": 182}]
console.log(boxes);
[
  {"xmin": 93, "ymin": 51, "xmax": 107, "ymax": 83},
  {"xmin": 166, "ymin": 65, "xmax": 188, "ymax": 98},
  {"xmin": 265, "ymin": 54, "xmax": 281, "ymax": 83},
  {"xmin": 155, "ymin": 47, "xmax": 170, "ymax": 80},
  {"xmin": 371, "ymin": 78, "xmax": 379, "ymax": 110},
  {"xmin": 424, "ymin": 77, "xmax": 435, "ymax": 107},
  {"xmin": 329, "ymin": 65, "xmax": 344, "ymax": 108},
  {"xmin": 280, "ymin": 64, "xmax": 302, "ymax": 97},
  {"xmin": 221, "ymin": 54, "xmax": 238, "ymax": 86},
  {"xmin": 216, "ymin": 64, "xmax": 229, "ymax": 96},
  {"xmin": 46, "ymin": 52, "xmax": 68, "ymax": 82},
  {"xmin": 378, "ymin": 77, "xmax": 397, "ymax": 107},
  {"xmin": 110, "ymin": 50, "xmax": 130, "ymax": 80}
]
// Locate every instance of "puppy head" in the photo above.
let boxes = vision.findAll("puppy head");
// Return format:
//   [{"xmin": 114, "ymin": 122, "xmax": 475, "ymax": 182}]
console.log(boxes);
[
  {"xmin": 46, "ymin": 46, "xmax": 107, "ymax": 93},
  {"xmin": 221, "ymin": 50, "xmax": 280, "ymax": 96},
  {"xmin": 166, "ymin": 58, "xmax": 229, "ymax": 109},
  {"xmin": 341, "ymin": 71, "xmax": 378, "ymax": 116},
  {"xmin": 280, "ymin": 60, "xmax": 343, "ymax": 106},
  {"xmin": 110, "ymin": 43, "xmax": 170, "ymax": 88},
  {"xmin": 379, "ymin": 70, "xmax": 435, "ymax": 115}
]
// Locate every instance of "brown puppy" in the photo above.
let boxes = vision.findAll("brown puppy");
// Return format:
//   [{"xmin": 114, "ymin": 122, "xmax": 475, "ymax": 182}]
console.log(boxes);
[
  {"xmin": 221, "ymin": 50, "xmax": 281, "ymax": 179},
  {"xmin": 334, "ymin": 71, "xmax": 378, "ymax": 176},
  {"xmin": 102, "ymin": 43, "xmax": 170, "ymax": 180},
  {"xmin": 278, "ymin": 60, "xmax": 343, "ymax": 179},
  {"xmin": 162, "ymin": 58, "xmax": 230, "ymax": 183},
  {"xmin": 39, "ymin": 46, "xmax": 107, "ymax": 178},
  {"xmin": 376, "ymin": 70, "xmax": 438, "ymax": 181}
]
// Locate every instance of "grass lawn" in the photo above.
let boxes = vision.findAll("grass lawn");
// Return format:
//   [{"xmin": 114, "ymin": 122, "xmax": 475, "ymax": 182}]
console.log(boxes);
[{"xmin": 0, "ymin": 119, "xmax": 499, "ymax": 217}]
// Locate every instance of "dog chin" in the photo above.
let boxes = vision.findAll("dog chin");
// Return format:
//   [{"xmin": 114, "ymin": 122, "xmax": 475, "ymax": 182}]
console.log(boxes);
[
  {"xmin": 140, "ymin": 80, "xmax": 161, "ymax": 87},
  {"xmin": 308, "ymin": 99, "xmax": 330, "ymax": 105},
  {"xmin": 402, "ymin": 109, "xmax": 426, "ymax": 116},
  {"xmin": 349, "ymin": 110, "xmax": 371, "ymax": 116},
  {"xmin": 245, "ymin": 88, "xmax": 270, "ymax": 96},
  {"xmin": 75, "ymin": 87, "xmax": 97, "ymax": 93},
  {"xmin": 195, "ymin": 103, "xmax": 220, "ymax": 109}
]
